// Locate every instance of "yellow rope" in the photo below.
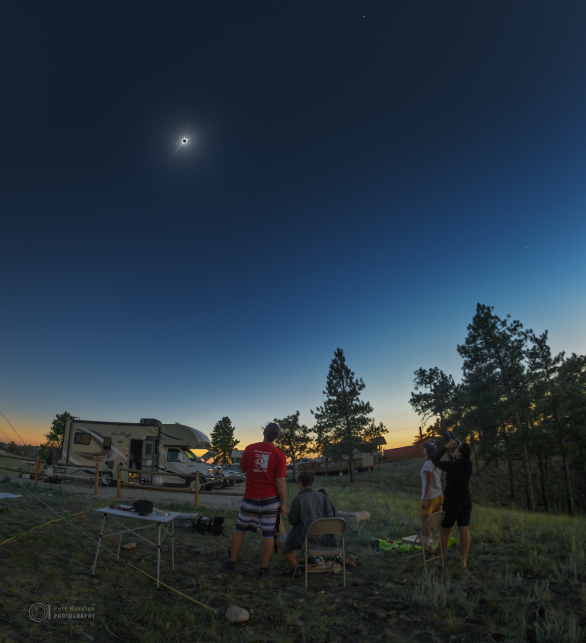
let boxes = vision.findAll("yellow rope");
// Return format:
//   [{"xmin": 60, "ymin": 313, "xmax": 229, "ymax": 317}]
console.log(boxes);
[
  {"xmin": 0, "ymin": 465, "xmax": 218, "ymax": 613},
  {"xmin": 1, "ymin": 511, "xmax": 85, "ymax": 546}
]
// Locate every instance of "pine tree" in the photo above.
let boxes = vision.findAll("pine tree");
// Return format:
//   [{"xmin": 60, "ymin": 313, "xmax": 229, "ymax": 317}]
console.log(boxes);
[
  {"xmin": 274, "ymin": 411, "xmax": 313, "ymax": 481},
  {"xmin": 210, "ymin": 417, "xmax": 240, "ymax": 465},
  {"xmin": 527, "ymin": 333, "xmax": 586, "ymax": 515},
  {"xmin": 457, "ymin": 304, "xmax": 537, "ymax": 511},
  {"xmin": 45, "ymin": 412, "xmax": 74, "ymax": 452},
  {"xmin": 311, "ymin": 348, "xmax": 374, "ymax": 483},
  {"xmin": 410, "ymin": 367, "xmax": 459, "ymax": 435}
]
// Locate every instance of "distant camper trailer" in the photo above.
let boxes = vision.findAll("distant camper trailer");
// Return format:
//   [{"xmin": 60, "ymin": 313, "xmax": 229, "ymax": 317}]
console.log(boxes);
[
  {"xmin": 59, "ymin": 418, "xmax": 215, "ymax": 488},
  {"xmin": 298, "ymin": 450, "xmax": 379, "ymax": 476}
]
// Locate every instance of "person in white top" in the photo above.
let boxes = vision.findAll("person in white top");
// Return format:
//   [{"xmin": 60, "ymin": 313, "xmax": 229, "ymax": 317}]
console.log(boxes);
[{"xmin": 420, "ymin": 442, "xmax": 443, "ymax": 555}]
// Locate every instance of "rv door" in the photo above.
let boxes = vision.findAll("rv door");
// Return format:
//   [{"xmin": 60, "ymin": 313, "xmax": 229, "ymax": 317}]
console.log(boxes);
[{"xmin": 141, "ymin": 438, "xmax": 156, "ymax": 484}]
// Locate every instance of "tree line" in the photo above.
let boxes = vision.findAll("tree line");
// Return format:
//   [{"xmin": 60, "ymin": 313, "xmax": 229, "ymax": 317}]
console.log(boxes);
[
  {"xmin": 410, "ymin": 303, "xmax": 586, "ymax": 515},
  {"xmin": 211, "ymin": 348, "xmax": 388, "ymax": 483},
  {"xmin": 38, "ymin": 350, "xmax": 386, "ymax": 485}
]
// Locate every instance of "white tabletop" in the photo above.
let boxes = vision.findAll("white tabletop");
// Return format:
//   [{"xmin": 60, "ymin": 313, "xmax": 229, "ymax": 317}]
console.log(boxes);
[{"xmin": 96, "ymin": 506, "xmax": 180, "ymax": 524}]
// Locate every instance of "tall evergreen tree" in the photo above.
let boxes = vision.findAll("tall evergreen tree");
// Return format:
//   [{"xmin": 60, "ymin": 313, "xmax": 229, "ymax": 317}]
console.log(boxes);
[
  {"xmin": 45, "ymin": 412, "xmax": 74, "ymax": 457},
  {"xmin": 526, "ymin": 331, "xmax": 573, "ymax": 513},
  {"xmin": 457, "ymin": 304, "xmax": 537, "ymax": 511},
  {"xmin": 409, "ymin": 367, "xmax": 459, "ymax": 434},
  {"xmin": 274, "ymin": 411, "xmax": 313, "ymax": 481},
  {"xmin": 210, "ymin": 417, "xmax": 240, "ymax": 465},
  {"xmin": 311, "ymin": 348, "xmax": 374, "ymax": 483},
  {"xmin": 528, "ymin": 335, "xmax": 586, "ymax": 515}
]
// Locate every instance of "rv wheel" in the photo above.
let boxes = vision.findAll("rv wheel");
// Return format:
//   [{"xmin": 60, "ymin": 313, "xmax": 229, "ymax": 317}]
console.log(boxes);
[
  {"xmin": 101, "ymin": 472, "xmax": 113, "ymax": 487},
  {"xmin": 188, "ymin": 477, "xmax": 213, "ymax": 491}
]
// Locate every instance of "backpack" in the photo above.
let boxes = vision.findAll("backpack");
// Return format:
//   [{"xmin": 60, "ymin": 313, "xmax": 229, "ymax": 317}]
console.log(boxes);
[
  {"xmin": 210, "ymin": 516, "xmax": 225, "ymax": 536},
  {"xmin": 193, "ymin": 515, "xmax": 212, "ymax": 534}
]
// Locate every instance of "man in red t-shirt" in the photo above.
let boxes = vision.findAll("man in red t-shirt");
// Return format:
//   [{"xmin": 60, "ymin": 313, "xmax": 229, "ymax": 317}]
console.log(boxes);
[{"xmin": 222, "ymin": 423, "xmax": 287, "ymax": 578}]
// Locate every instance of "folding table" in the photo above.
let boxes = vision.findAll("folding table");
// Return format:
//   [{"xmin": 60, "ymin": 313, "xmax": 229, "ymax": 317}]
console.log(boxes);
[{"xmin": 91, "ymin": 506, "xmax": 179, "ymax": 589}]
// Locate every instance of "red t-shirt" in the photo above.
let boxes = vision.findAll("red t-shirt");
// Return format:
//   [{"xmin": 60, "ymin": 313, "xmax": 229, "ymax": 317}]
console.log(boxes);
[{"xmin": 240, "ymin": 441, "xmax": 287, "ymax": 499}]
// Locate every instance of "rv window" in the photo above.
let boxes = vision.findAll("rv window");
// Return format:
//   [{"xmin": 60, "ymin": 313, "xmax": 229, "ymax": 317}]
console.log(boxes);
[
  {"xmin": 167, "ymin": 449, "xmax": 184, "ymax": 463},
  {"xmin": 73, "ymin": 432, "xmax": 91, "ymax": 445},
  {"xmin": 103, "ymin": 437, "xmax": 112, "ymax": 449},
  {"xmin": 181, "ymin": 448, "xmax": 196, "ymax": 461}
]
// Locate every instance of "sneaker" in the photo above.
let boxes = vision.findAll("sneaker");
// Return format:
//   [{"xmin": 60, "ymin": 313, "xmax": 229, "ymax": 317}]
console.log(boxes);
[
  {"xmin": 257, "ymin": 567, "xmax": 270, "ymax": 579},
  {"xmin": 221, "ymin": 561, "xmax": 236, "ymax": 572}
]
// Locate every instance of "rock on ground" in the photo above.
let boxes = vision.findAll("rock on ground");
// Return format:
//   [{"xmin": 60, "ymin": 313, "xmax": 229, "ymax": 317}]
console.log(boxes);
[{"xmin": 225, "ymin": 606, "xmax": 249, "ymax": 623}]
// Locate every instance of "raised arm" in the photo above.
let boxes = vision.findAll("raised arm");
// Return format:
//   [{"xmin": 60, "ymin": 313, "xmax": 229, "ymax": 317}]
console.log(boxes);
[{"xmin": 432, "ymin": 447, "xmax": 453, "ymax": 473}]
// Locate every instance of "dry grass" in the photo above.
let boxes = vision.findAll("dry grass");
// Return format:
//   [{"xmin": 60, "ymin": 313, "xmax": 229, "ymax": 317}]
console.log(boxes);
[{"xmin": 0, "ymin": 459, "xmax": 585, "ymax": 643}]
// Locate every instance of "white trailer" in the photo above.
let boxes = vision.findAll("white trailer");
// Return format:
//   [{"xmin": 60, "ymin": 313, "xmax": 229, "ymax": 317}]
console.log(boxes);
[
  {"xmin": 58, "ymin": 417, "xmax": 216, "ymax": 488},
  {"xmin": 299, "ymin": 450, "xmax": 378, "ymax": 476}
]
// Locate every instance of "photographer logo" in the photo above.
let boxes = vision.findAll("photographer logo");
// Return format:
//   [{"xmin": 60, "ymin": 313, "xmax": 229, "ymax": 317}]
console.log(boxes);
[
  {"xmin": 27, "ymin": 603, "xmax": 96, "ymax": 622},
  {"xmin": 29, "ymin": 603, "xmax": 50, "ymax": 623}
]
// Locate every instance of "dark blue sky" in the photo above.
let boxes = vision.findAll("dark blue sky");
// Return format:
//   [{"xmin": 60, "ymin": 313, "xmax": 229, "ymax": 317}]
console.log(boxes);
[{"xmin": 1, "ymin": 1, "xmax": 585, "ymax": 447}]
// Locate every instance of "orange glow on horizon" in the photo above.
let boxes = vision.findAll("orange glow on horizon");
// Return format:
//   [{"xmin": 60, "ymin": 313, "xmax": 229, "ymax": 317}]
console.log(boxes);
[
  {"xmin": 0, "ymin": 417, "xmax": 49, "ymax": 447},
  {"xmin": 1, "ymin": 416, "xmax": 420, "ymax": 453}
]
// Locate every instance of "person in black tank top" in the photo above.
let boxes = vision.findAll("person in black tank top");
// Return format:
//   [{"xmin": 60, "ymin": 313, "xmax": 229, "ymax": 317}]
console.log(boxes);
[{"xmin": 432, "ymin": 440, "xmax": 473, "ymax": 569}]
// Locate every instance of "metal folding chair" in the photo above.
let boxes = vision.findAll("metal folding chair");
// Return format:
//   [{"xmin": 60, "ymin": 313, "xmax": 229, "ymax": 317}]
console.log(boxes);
[
  {"xmin": 297, "ymin": 518, "xmax": 347, "ymax": 588},
  {"xmin": 401, "ymin": 511, "xmax": 445, "ymax": 571}
]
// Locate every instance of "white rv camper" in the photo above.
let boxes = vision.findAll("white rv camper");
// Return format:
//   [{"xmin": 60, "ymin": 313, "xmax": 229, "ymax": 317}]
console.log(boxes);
[{"xmin": 58, "ymin": 418, "xmax": 217, "ymax": 487}]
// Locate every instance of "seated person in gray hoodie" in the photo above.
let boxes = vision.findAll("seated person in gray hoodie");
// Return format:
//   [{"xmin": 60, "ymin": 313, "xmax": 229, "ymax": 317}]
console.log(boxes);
[{"xmin": 277, "ymin": 470, "xmax": 335, "ymax": 573}]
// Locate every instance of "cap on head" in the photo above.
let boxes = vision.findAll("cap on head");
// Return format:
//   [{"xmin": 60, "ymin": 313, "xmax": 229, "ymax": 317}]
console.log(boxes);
[{"xmin": 264, "ymin": 422, "xmax": 280, "ymax": 443}]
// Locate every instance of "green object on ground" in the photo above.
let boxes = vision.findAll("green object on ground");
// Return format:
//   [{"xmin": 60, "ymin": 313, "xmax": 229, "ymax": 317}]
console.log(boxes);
[{"xmin": 373, "ymin": 536, "xmax": 457, "ymax": 552}]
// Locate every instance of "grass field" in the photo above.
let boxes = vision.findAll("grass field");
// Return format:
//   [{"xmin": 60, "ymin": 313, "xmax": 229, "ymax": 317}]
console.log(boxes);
[{"xmin": 1, "ymin": 458, "xmax": 585, "ymax": 643}]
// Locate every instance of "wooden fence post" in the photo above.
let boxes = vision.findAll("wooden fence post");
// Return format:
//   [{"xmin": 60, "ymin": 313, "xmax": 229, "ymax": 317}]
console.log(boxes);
[
  {"xmin": 94, "ymin": 463, "xmax": 99, "ymax": 496},
  {"xmin": 34, "ymin": 457, "xmax": 40, "ymax": 485},
  {"xmin": 116, "ymin": 463, "xmax": 122, "ymax": 499}
]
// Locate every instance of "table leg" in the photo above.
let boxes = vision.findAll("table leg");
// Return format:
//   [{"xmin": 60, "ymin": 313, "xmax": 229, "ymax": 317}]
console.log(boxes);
[
  {"xmin": 92, "ymin": 515, "xmax": 106, "ymax": 576},
  {"xmin": 172, "ymin": 519, "xmax": 175, "ymax": 571},
  {"xmin": 117, "ymin": 530, "xmax": 123, "ymax": 561},
  {"xmin": 157, "ymin": 523, "xmax": 161, "ymax": 589}
]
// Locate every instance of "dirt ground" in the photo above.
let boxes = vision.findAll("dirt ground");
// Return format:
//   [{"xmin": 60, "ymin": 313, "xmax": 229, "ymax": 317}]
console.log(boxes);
[{"xmin": 4, "ymin": 473, "xmax": 245, "ymax": 510}]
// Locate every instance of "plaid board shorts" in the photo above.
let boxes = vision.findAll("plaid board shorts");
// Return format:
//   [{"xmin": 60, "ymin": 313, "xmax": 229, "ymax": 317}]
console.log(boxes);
[{"xmin": 235, "ymin": 496, "xmax": 280, "ymax": 538}]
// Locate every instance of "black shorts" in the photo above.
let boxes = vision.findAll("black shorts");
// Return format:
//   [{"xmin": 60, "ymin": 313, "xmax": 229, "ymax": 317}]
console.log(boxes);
[{"xmin": 441, "ymin": 498, "xmax": 472, "ymax": 529}]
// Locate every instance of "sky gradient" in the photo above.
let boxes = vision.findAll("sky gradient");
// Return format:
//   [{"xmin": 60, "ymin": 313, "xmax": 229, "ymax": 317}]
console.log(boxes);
[{"xmin": 1, "ymin": 1, "xmax": 585, "ymax": 450}]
